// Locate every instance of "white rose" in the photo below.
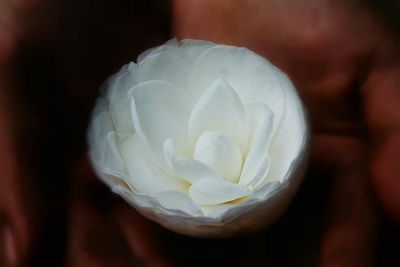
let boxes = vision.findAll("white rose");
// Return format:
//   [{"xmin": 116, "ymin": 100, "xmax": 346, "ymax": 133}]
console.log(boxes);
[{"xmin": 88, "ymin": 39, "xmax": 309, "ymax": 238}]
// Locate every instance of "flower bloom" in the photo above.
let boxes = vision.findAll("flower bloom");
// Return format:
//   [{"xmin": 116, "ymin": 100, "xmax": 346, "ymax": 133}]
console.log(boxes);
[{"xmin": 88, "ymin": 39, "xmax": 308, "ymax": 237}]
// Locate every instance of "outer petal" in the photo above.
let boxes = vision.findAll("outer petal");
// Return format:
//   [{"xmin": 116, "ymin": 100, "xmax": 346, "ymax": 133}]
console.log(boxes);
[
  {"xmin": 100, "ymin": 132, "xmax": 127, "ymax": 178},
  {"xmin": 119, "ymin": 134, "xmax": 187, "ymax": 194},
  {"xmin": 239, "ymin": 103, "xmax": 274, "ymax": 185},
  {"xmin": 88, "ymin": 107, "xmax": 114, "ymax": 167},
  {"xmin": 129, "ymin": 80, "xmax": 191, "ymax": 161},
  {"xmin": 88, "ymin": 98, "xmax": 114, "ymax": 158},
  {"xmin": 152, "ymin": 191, "xmax": 202, "ymax": 216},
  {"xmin": 134, "ymin": 39, "xmax": 215, "ymax": 87},
  {"xmin": 88, "ymin": 100, "xmax": 130, "ymax": 190},
  {"xmin": 188, "ymin": 79, "xmax": 246, "ymax": 148},
  {"xmin": 107, "ymin": 63, "xmax": 137, "ymax": 141},
  {"xmin": 265, "ymin": 69, "xmax": 309, "ymax": 184},
  {"xmin": 189, "ymin": 177, "xmax": 251, "ymax": 205}
]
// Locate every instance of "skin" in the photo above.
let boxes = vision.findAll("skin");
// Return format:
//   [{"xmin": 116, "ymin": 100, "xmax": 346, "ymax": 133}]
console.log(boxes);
[
  {"xmin": 0, "ymin": 0, "xmax": 399, "ymax": 266},
  {"xmin": 1, "ymin": 1, "xmax": 171, "ymax": 266},
  {"xmin": 173, "ymin": 1, "xmax": 400, "ymax": 266},
  {"xmin": 0, "ymin": 2, "xmax": 44, "ymax": 265}
]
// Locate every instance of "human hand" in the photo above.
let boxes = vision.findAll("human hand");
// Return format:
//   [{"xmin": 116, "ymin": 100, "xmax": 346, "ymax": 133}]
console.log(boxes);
[
  {"xmin": 174, "ymin": 0, "xmax": 399, "ymax": 266},
  {"xmin": 2, "ymin": 1, "xmax": 399, "ymax": 266},
  {"xmin": 0, "ymin": 1, "xmax": 199, "ymax": 266},
  {"xmin": 0, "ymin": 1, "xmax": 55, "ymax": 265},
  {"xmin": 67, "ymin": 1, "xmax": 400, "ymax": 266}
]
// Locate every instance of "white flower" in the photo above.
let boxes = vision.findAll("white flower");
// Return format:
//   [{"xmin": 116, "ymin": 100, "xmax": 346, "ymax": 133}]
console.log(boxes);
[{"xmin": 88, "ymin": 39, "xmax": 309, "ymax": 237}]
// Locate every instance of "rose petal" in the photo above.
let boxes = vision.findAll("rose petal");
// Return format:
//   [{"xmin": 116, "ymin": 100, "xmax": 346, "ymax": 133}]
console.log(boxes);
[
  {"xmin": 188, "ymin": 78, "xmax": 246, "ymax": 148},
  {"xmin": 193, "ymin": 132, "xmax": 243, "ymax": 183},
  {"xmin": 163, "ymin": 138, "xmax": 219, "ymax": 184},
  {"xmin": 248, "ymin": 155, "xmax": 271, "ymax": 191},
  {"xmin": 89, "ymin": 109, "xmax": 114, "ymax": 164},
  {"xmin": 266, "ymin": 70, "xmax": 308, "ymax": 183},
  {"xmin": 90, "ymin": 96, "xmax": 109, "ymax": 117},
  {"xmin": 152, "ymin": 191, "xmax": 203, "ymax": 216},
  {"xmin": 189, "ymin": 177, "xmax": 251, "ymax": 205},
  {"xmin": 239, "ymin": 103, "xmax": 274, "ymax": 185},
  {"xmin": 88, "ymin": 102, "xmax": 132, "ymax": 189},
  {"xmin": 129, "ymin": 80, "xmax": 190, "ymax": 161},
  {"xmin": 135, "ymin": 39, "xmax": 215, "ymax": 87},
  {"xmin": 101, "ymin": 131, "xmax": 127, "ymax": 178},
  {"xmin": 119, "ymin": 135, "xmax": 186, "ymax": 194},
  {"xmin": 107, "ymin": 63, "xmax": 137, "ymax": 141},
  {"xmin": 187, "ymin": 45, "xmax": 284, "ymax": 131}
]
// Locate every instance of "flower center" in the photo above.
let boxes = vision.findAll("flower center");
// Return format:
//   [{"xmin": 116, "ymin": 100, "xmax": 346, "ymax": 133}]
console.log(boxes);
[{"xmin": 193, "ymin": 131, "xmax": 243, "ymax": 183}]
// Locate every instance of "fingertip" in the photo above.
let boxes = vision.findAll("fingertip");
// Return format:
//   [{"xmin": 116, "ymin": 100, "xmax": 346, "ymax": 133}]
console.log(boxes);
[
  {"xmin": 371, "ymin": 133, "xmax": 400, "ymax": 222},
  {"xmin": 67, "ymin": 200, "xmax": 138, "ymax": 267},
  {"xmin": 113, "ymin": 205, "xmax": 174, "ymax": 266},
  {"xmin": 112, "ymin": 206, "xmax": 154, "ymax": 259},
  {"xmin": 0, "ymin": 223, "xmax": 18, "ymax": 266},
  {"xmin": 321, "ymin": 168, "xmax": 377, "ymax": 267}
]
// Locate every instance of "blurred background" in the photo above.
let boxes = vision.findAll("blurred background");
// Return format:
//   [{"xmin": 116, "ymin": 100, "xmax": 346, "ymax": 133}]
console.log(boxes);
[{"xmin": 0, "ymin": 0, "xmax": 399, "ymax": 266}]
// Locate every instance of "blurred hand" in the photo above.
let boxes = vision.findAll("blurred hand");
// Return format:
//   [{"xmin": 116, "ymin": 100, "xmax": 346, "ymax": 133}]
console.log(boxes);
[
  {"xmin": 174, "ymin": 0, "xmax": 399, "ymax": 266},
  {"xmin": 0, "ymin": 78, "xmax": 29, "ymax": 267},
  {"xmin": 0, "ymin": 1, "xmax": 49, "ymax": 265},
  {"xmin": 66, "ymin": 157, "xmax": 173, "ymax": 267},
  {"xmin": 1, "ymin": 0, "xmax": 173, "ymax": 266},
  {"xmin": 2, "ymin": 0, "xmax": 399, "ymax": 266}
]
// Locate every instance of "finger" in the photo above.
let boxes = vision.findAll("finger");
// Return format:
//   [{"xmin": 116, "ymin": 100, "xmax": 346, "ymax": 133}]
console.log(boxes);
[
  {"xmin": 66, "ymin": 200, "xmax": 140, "ymax": 267},
  {"xmin": 72, "ymin": 152, "xmax": 174, "ymax": 266},
  {"xmin": 0, "ymin": 0, "xmax": 57, "ymax": 263},
  {"xmin": 113, "ymin": 204, "xmax": 175, "ymax": 267},
  {"xmin": 0, "ymin": 80, "xmax": 36, "ymax": 266},
  {"xmin": 313, "ymin": 135, "xmax": 377, "ymax": 267},
  {"xmin": 362, "ymin": 39, "xmax": 400, "ymax": 222},
  {"xmin": 0, "ymin": 2, "xmax": 17, "ymax": 67},
  {"xmin": 321, "ymin": 168, "xmax": 377, "ymax": 267},
  {"xmin": 73, "ymin": 141, "xmax": 173, "ymax": 267},
  {"xmin": 67, "ymin": 155, "xmax": 146, "ymax": 267}
]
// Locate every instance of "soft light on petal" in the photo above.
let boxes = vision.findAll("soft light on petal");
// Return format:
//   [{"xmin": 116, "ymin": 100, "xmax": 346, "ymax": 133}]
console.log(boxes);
[
  {"xmin": 187, "ymin": 45, "xmax": 284, "ymax": 132},
  {"xmin": 239, "ymin": 103, "xmax": 274, "ymax": 185},
  {"xmin": 193, "ymin": 132, "xmax": 243, "ymax": 183},
  {"xmin": 89, "ymin": 109, "xmax": 114, "ymax": 164},
  {"xmin": 188, "ymin": 78, "xmax": 246, "ymax": 148},
  {"xmin": 134, "ymin": 39, "xmax": 215, "ymax": 87},
  {"xmin": 129, "ymin": 80, "xmax": 190, "ymax": 161},
  {"xmin": 163, "ymin": 138, "xmax": 219, "ymax": 184},
  {"xmin": 119, "ymin": 135, "xmax": 186, "ymax": 194},
  {"xmin": 152, "ymin": 191, "xmax": 203, "ymax": 216},
  {"xmin": 108, "ymin": 63, "xmax": 137, "ymax": 141},
  {"xmin": 266, "ymin": 69, "xmax": 308, "ymax": 183},
  {"xmin": 101, "ymin": 131, "xmax": 127, "ymax": 178},
  {"xmin": 248, "ymin": 155, "xmax": 271, "ymax": 191},
  {"xmin": 189, "ymin": 177, "xmax": 252, "ymax": 205}
]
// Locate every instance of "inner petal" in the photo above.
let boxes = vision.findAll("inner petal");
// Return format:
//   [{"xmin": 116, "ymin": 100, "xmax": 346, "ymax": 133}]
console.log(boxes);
[
  {"xmin": 189, "ymin": 177, "xmax": 251, "ymax": 205},
  {"xmin": 239, "ymin": 103, "xmax": 274, "ymax": 186},
  {"xmin": 193, "ymin": 131, "xmax": 243, "ymax": 183},
  {"xmin": 129, "ymin": 80, "xmax": 190, "ymax": 164},
  {"xmin": 188, "ymin": 78, "xmax": 247, "ymax": 149},
  {"xmin": 186, "ymin": 45, "xmax": 284, "ymax": 133},
  {"xmin": 120, "ymin": 135, "xmax": 186, "ymax": 194},
  {"xmin": 163, "ymin": 138, "xmax": 220, "ymax": 184}
]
